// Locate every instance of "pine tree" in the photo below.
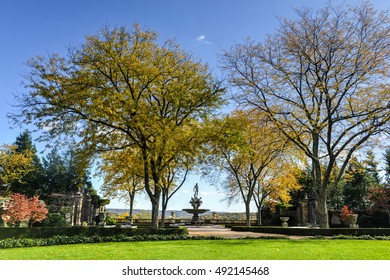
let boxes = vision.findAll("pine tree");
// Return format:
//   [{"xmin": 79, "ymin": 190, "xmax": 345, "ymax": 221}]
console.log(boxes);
[
  {"xmin": 342, "ymin": 157, "xmax": 370, "ymax": 210},
  {"xmin": 42, "ymin": 148, "xmax": 68, "ymax": 196},
  {"xmin": 41, "ymin": 147, "xmax": 94, "ymax": 197},
  {"xmin": 364, "ymin": 150, "xmax": 381, "ymax": 185},
  {"xmin": 384, "ymin": 149, "xmax": 390, "ymax": 185},
  {"xmin": 11, "ymin": 131, "xmax": 44, "ymax": 196}
]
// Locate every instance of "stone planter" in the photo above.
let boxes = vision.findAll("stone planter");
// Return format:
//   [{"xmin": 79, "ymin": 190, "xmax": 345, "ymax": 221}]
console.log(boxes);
[
  {"xmin": 280, "ymin": 216, "xmax": 289, "ymax": 227},
  {"xmin": 330, "ymin": 210, "xmax": 341, "ymax": 226},
  {"xmin": 347, "ymin": 214, "xmax": 359, "ymax": 228}
]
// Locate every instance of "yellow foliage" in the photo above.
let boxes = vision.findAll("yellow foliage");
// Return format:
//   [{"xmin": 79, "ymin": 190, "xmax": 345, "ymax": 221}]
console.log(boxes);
[
  {"xmin": 117, "ymin": 212, "xmax": 130, "ymax": 220},
  {"xmin": 257, "ymin": 161, "xmax": 302, "ymax": 206},
  {"xmin": 0, "ymin": 144, "xmax": 34, "ymax": 189},
  {"xmin": 98, "ymin": 147, "xmax": 144, "ymax": 199}
]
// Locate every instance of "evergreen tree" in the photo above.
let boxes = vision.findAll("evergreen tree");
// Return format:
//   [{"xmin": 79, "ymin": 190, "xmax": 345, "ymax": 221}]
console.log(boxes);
[
  {"xmin": 342, "ymin": 157, "xmax": 370, "ymax": 210},
  {"xmin": 11, "ymin": 130, "xmax": 44, "ymax": 196},
  {"xmin": 364, "ymin": 150, "xmax": 381, "ymax": 185},
  {"xmin": 384, "ymin": 149, "xmax": 390, "ymax": 185},
  {"xmin": 41, "ymin": 147, "xmax": 94, "ymax": 198},
  {"xmin": 42, "ymin": 148, "xmax": 68, "ymax": 196},
  {"xmin": 63, "ymin": 148, "xmax": 94, "ymax": 193}
]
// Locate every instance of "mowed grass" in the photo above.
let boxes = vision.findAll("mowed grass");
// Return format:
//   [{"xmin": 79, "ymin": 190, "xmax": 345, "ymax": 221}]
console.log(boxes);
[{"xmin": 0, "ymin": 239, "xmax": 390, "ymax": 260}]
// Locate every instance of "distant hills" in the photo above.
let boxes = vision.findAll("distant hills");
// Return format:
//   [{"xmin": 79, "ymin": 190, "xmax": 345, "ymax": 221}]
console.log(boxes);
[
  {"xmin": 107, "ymin": 208, "xmax": 208, "ymax": 218},
  {"xmin": 107, "ymin": 208, "xmax": 247, "ymax": 220}
]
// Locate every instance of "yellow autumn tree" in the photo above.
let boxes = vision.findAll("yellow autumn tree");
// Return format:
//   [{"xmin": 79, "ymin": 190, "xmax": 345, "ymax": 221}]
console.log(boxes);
[
  {"xmin": 13, "ymin": 25, "xmax": 225, "ymax": 228},
  {"xmin": 99, "ymin": 148, "xmax": 144, "ymax": 224},
  {"xmin": 254, "ymin": 159, "xmax": 302, "ymax": 225},
  {"xmin": 0, "ymin": 144, "xmax": 33, "ymax": 195},
  {"xmin": 208, "ymin": 109, "xmax": 293, "ymax": 226}
]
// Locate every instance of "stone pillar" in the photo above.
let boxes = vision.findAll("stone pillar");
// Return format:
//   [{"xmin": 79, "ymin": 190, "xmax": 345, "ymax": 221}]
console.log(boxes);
[
  {"xmin": 308, "ymin": 195, "xmax": 317, "ymax": 226},
  {"xmin": 73, "ymin": 192, "xmax": 83, "ymax": 226},
  {"xmin": 98, "ymin": 206, "xmax": 106, "ymax": 226},
  {"xmin": 300, "ymin": 196, "xmax": 309, "ymax": 226},
  {"xmin": 81, "ymin": 193, "xmax": 92, "ymax": 225}
]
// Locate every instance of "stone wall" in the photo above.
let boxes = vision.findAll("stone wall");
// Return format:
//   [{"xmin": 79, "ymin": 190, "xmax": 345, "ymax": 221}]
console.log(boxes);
[{"xmin": 47, "ymin": 189, "xmax": 100, "ymax": 226}]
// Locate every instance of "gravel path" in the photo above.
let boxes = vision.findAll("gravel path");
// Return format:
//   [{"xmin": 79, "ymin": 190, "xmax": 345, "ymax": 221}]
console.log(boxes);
[{"xmin": 186, "ymin": 225, "xmax": 309, "ymax": 239}]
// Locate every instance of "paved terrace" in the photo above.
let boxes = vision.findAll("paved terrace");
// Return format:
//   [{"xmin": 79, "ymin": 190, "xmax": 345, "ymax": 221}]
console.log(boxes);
[{"xmin": 186, "ymin": 225, "xmax": 308, "ymax": 239}]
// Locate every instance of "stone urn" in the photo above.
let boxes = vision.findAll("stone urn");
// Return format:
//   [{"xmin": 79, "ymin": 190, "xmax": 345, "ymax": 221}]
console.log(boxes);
[
  {"xmin": 280, "ymin": 216, "xmax": 290, "ymax": 227},
  {"xmin": 330, "ymin": 210, "xmax": 341, "ymax": 226},
  {"xmin": 170, "ymin": 211, "xmax": 176, "ymax": 223},
  {"xmin": 347, "ymin": 214, "xmax": 359, "ymax": 228}
]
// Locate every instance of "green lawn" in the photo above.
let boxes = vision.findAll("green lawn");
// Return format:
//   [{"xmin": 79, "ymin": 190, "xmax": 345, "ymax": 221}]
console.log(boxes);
[{"xmin": 0, "ymin": 239, "xmax": 389, "ymax": 260}]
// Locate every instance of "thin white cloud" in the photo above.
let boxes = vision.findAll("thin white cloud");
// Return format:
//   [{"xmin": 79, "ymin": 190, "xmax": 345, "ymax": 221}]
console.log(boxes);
[
  {"xmin": 196, "ymin": 35, "xmax": 206, "ymax": 41},
  {"xmin": 196, "ymin": 34, "xmax": 213, "ymax": 45}
]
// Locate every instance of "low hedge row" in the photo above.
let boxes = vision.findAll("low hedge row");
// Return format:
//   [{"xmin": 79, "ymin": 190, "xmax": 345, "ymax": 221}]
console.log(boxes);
[
  {"xmin": 231, "ymin": 226, "xmax": 390, "ymax": 236},
  {"xmin": 312, "ymin": 234, "xmax": 390, "ymax": 240},
  {"xmin": 0, "ymin": 226, "xmax": 188, "ymax": 240},
  {"xmin": 0, "ymin": 234, "xmax": 224, "ymax": 249},
  {"xmin": 2, "ymin": 233, "xmax": 390, "ymax": 249}
]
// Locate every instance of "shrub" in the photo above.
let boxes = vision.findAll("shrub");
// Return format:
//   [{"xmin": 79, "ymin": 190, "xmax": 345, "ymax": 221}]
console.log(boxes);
[
  {"xmin": 41, "ymin": 213, "xmax": 67, "ymax": 227},
  {"xmin": 1, "ymin": 193, "xmax": 48, "ymax": 227},
  {"xmin": 0, "ymin": 234, "xmax": 226, "ymax": 249},
  {"xmin": 371, "ymin": 211, "xmax": 390, "ymax": 228},
  {"xmin": 357, "ymin": 214, "xmax": 373, "ymax": 228},
  {"xmin": 312, "ymin": 234, "xmax": 390, "ymax": 240},
  {"xmin": 0, "ymin": 225, "xmax": 189, "ymax": 239},
  {"xmin": 105, "ymin": 216, "xmax": 117, "ymax": 225}
]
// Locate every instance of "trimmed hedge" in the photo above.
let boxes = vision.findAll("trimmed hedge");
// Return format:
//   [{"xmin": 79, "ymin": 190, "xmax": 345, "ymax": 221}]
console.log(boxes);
[
  {"xmin": 0, "ymin": 226, "xmax": 188, "ymax": 240},
  {"xmin": 312, "ymin": 234, "xmax": 390, "ymax": 240},
  {"xmin": 231, "ymin": 226, "xmax": 390, "ymax": 236},
  {"xmin": 0, "ymin": 234, "xmax": 224, "ymax": 249}
]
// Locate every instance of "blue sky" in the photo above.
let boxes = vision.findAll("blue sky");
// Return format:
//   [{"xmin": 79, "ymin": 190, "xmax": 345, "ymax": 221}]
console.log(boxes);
[{"xmin": 1, "ymin": 0, "xmax": 389, "ymax": 212}]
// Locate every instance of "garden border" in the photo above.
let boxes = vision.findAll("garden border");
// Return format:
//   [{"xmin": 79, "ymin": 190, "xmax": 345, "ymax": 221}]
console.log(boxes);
[
  {"xmin": 0, "ymin": 226, "xmax": 188, "ymax": 239},
  {"xmin": 231, "ymin": 226, "xmax": 390, "ymax": 236}
]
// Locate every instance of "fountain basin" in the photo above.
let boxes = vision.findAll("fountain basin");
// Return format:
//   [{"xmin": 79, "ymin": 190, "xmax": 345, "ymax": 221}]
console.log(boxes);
[
  {"xmin": 182, "ymin": 209, "xmax": 210, "ymax": 215},
  {"xmin": 182, "ymin": 208, "xmax": 210, "ymax": 224}
]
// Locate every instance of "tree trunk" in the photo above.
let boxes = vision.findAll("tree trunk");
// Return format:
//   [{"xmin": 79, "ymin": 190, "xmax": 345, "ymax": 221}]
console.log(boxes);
[
  {"xmin": 161, "ymin": 192, "xmax": 167, "ymax": 228},
  {"xmin": 257, "ymin": 206, "xmax": 262, "ymax": 226},
  {"xmin": 245, "ymin": 201, "xmax": 251, "ymax": 227},
  {"xmin": 142, "ymin": 149, "xmax": 161, "ymax": 229},
  {"xmin": 161, "ymin": 209, "xmax": 166, "ymax": 228},
  {"xmin": 128, "ymin": 190, "xmax": 135, "ymax": 224},
  {"xmin": 312, "ymin": 133, "xmax": 329, "ymax": 228},
  {"xmin": 316, "ymin": 188, "xmax": 329, "ymax": 228},
  {"xmin": 150, "ymin": 193, "xmax": 161, "ymax": 229}
]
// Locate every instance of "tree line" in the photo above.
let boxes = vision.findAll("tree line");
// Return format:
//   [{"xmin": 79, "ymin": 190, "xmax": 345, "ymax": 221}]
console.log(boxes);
[
  {"xmin": 7, "ymin": 1, "xmax": 390, "ymax": 228},
  {"xmin": 0, "ymin": 131, "xmax": 99, "ymax": 226},
  {"xmin": 294, "ymin": 150, "xmax": 390, "ymax": 226},
  {"xmin": 1, "ymin": 131, "xmax": 96, "ymax": 200}
]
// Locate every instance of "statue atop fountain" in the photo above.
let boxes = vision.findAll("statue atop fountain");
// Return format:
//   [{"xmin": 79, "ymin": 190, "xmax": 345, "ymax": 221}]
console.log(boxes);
[
  {"xmin": 183, "ymin": 183, "xmax": 209, "ymax": 224},
  {"xmin": 190, "ymin": 183, "xmax": 202, "ymax": 209}
]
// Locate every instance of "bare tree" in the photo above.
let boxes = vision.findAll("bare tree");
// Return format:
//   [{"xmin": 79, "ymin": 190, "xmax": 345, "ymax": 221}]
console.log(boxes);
[{"xmin": 221, "ymin": 2, "xmax": 390, "ymax": 228}]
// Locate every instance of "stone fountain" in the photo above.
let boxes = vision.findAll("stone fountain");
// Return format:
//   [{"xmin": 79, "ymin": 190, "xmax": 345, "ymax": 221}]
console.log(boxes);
[{"xmin": 182, "ymin": 183, "xmax": 209, "ymax": 224}]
